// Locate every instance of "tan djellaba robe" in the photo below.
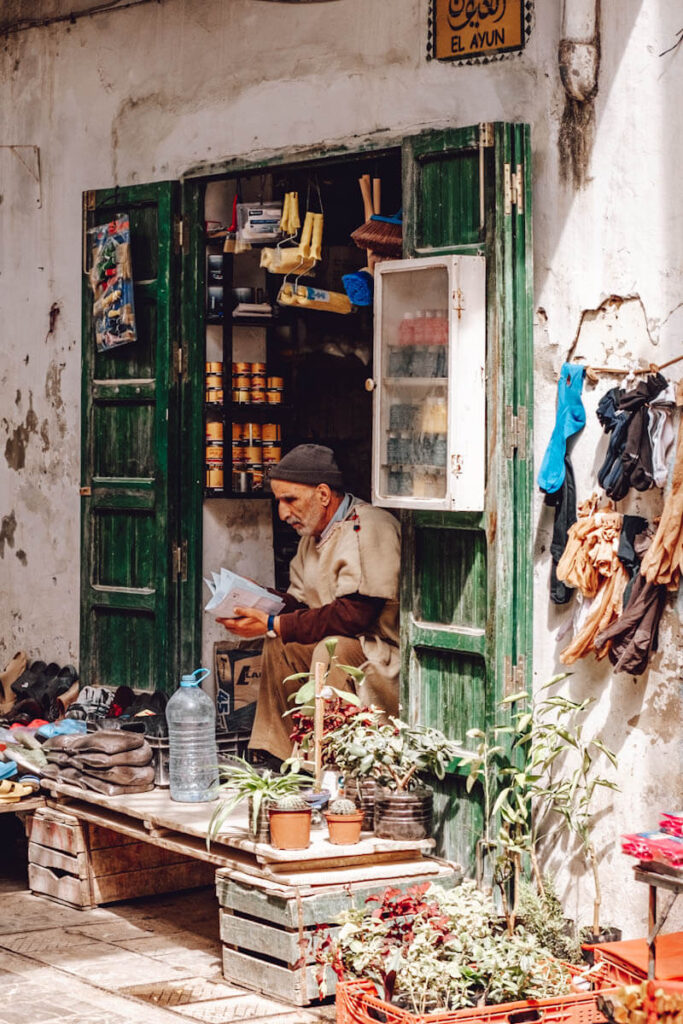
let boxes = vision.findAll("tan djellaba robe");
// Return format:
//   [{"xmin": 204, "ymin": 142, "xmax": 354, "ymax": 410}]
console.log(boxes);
[{"xmin": 286, "ymin": 497, "xmax": 401, "ymax": 690}]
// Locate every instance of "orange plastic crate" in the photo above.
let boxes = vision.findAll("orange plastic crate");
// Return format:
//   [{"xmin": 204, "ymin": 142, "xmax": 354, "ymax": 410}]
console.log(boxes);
[
  {"xmin": 336, "ymin": 977, "xmax": 613, "ymax": 1024},
  {"xmin": 591, "ymin": 950, "xmax": 644, "ymax": 986}
]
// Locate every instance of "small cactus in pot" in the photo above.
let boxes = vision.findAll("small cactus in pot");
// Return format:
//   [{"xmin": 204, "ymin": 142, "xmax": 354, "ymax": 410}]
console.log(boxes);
[
  {"xmin": 268, "ymin": 792, "xmax": 312, "ymax": 850},
  {"xmin": 325, "ymin": 797, "xmax": 366, "ymax": 846}
]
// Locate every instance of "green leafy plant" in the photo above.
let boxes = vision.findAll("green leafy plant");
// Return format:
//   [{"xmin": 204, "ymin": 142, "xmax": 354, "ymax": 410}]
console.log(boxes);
[
  {"xmin": 457, "ymin": 676, "xmax": 619, "ymax": 935},
  {"xmin": 516, "ymin": 876, "xmax": 582, "ymax": 964},
  {"xmin": 316, "ymin": 879, "xmax": 573, "ymax": 1014},
  {"xmin": 324, "ymin": 713, "xmax": 462, "ymax": 792},
  {"xmin": 206, "ymin": 757, "xmax": 311, "ymax": 846}
]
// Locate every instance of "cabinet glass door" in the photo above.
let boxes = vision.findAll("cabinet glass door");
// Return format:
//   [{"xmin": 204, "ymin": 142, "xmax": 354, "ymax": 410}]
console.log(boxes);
[{"xmin": 372, "ymin": 255, "xmax": 485, "ymax": 512}]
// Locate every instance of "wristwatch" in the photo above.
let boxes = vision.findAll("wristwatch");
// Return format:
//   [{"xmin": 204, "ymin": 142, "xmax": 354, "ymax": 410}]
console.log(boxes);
[{"xmin": 266, "ymin": 613, "xmax": 278, "ymax": 638}]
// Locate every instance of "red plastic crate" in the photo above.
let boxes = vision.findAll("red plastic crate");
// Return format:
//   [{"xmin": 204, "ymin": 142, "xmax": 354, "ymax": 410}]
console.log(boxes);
[
  {"xmin": 336, "ymin": 976, "xmax": 613, "ymax": 1024},
  {"xmin": 591, "ymin": 950, "xmax": 644, "ymax": 986}
]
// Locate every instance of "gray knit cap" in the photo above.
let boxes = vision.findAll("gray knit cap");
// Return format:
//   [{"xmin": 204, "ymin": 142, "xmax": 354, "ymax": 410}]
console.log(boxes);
[{"xmin": 268, "ymin": 444, "xmax": 344, "ymax": 489}]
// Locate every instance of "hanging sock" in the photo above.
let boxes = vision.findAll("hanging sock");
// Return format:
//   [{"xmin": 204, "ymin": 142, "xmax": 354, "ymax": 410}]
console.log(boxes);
[
  {"xmin": 545, "ymin": 455, "xmax": 577, "ymax": 604},
  {"xmin": 538, "ymin": 363, "xmax": 586, "ymax": 494},
  {"xmin": 648, "ymin": 382, "xmax": 676, "ymax": 488},
  {"xmin": 596, "ymin": 387, "xmax": 628, "ymax": 492}
]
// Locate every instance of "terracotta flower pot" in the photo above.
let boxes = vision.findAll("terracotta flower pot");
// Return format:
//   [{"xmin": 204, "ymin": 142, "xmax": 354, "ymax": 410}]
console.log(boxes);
[
  {"xmin": 268, "ymin": 807, "xmax": 312, "ymax": 850},
  {"xmin": 324, "ymin": 811, "xmax": 365, "ymax": 845}
]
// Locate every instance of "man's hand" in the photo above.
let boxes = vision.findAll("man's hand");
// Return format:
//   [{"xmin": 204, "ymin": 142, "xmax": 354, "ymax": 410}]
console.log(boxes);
[{"xmin": 217, "ymin": 606, "xmax": 269, "ymax": 638}]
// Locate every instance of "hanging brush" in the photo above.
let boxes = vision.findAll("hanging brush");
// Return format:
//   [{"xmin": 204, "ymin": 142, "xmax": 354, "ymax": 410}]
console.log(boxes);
[{"xmin": 351, "ymin": 207, "xmax": 403, "ymax": 258}]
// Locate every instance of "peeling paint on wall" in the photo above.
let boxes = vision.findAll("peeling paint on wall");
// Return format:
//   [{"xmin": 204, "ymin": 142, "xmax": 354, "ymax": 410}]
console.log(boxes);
[
  {"xmin": 15, "ymin": 549, "xmax": 27, "ymax": 566},
  {"xmin": 0, "ymin": 511, "xmax": 17, "ymax": 558},
  {"xmin": 3, "ymin": 393, "xmax": 38, "ymax": 470}
]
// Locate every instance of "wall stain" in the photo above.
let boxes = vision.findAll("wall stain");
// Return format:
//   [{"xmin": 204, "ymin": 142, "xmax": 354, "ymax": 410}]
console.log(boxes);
[
  {"xmin": 15, "ymin": 390, "xmax": 21, "ymax": 405},
  {"xmin": 4, "ymin": 392, "xmax": 38, "ymax": 470},
  {"xmin": 0, "ymin": 511, "xmax": 17, "ymax": 558},
  {"xmin": 15, "ymin": 549, "xmax": 27, "ymax": 566},
  {"xmin": 45, "ymin": 360, "xmax": 67, "ymax": 438},
  {"xmin": 40, "ymin": 419, "xmax": 50, "ymax": 452}
]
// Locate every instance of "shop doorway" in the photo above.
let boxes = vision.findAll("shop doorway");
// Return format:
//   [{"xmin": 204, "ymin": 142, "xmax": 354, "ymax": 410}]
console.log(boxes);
[{"xmin": 80, "ymin": 124, "xmax": 532, "ymax": 872}]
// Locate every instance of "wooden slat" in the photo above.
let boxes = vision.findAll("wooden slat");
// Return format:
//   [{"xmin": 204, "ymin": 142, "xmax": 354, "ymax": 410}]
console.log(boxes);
[
  {"xmin": 91, "ymin": 859, "xmax": 214, "ymax": 904},
  {"xmin": 408, "ymin": 618, "xmax": 487, "ymax": 657},
  {"xmin": 28, "ymin": 808, "xmax": 87, "ymax": 854},
  {"xmin": 221, "ymin": 946, "xmax": 334, "ymax": 1006},
  {"xmin": 220, "ymin": 911, "xmax": 319, "ymax": 966},
  {"xmin": 28, "ymin": 841, "xmax": 87, "ymax": 877},
  {"xmin": 28, "ymin": 862, "xmax": 94, "ymax": 909}
]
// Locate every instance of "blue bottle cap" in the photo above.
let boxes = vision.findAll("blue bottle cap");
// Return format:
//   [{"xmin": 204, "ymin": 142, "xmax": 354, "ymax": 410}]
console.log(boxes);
[{"xmin": 180, "ymin": 667, "xmax": 210, "ymax": 687}]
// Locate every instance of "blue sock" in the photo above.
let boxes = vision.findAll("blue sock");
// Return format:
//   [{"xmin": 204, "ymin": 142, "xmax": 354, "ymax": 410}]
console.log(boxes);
[{"xmin": 537, "ymin": 363, "xmax": 586, "ymax": 494}]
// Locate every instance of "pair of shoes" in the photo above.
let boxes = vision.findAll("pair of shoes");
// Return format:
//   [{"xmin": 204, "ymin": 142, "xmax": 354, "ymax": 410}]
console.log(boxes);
[
  {"xmin": 47, "ymin": 679, "xmax": 80, "ymax": 722},
  {"xmin": 11, "ymin": 662, "xmax": 79, "ymax": 717},
  {"xmin": 65, "ymin": 685, "xmax": 112, "ymax": 721},
  {"xmin": 0, "ymin": 652, "xmax": 28, "ymax": 713}
]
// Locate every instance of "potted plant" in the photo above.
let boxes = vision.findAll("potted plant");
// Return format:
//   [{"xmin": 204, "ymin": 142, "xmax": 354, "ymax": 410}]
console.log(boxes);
[
  {"xmin": 268, "ymin": 793, "xmax": 312, "ymax": 850},
  {"xmin": 316, "ymin": 879, "xmax": 585, "ymax": 1016},
  {"xmin": 207, "ymin": 757, "xmax": 311, "ymax": 846},
  {"xmin": 458, "ymin": 677, "xmax": 619, "ymax": 941},
  {"xmin": 324, "ymin": 713, "xmax": 463, "ymax": 841},
  {"xmin": 324, "ymin": 797, "xmax": 365, "ymax": 845}
]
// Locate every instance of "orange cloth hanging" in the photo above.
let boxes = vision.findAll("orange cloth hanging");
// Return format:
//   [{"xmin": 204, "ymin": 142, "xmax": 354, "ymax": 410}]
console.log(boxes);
[{"xmin": 640, "ymin": 417, "xmax": 683, "ymax": 588}]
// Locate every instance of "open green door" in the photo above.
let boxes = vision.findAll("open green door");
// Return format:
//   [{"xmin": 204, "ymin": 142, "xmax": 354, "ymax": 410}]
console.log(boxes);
[
  {"xmin": 400, "ymin": 123, "xmax": 533, "ymax": 873},
  {"xmin": 80, "ymin": 182, "xmax": 183, "ymax": 692}
]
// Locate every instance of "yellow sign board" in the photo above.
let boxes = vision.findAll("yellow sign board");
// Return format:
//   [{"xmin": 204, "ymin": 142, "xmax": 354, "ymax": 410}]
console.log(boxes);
[{"xmin": 433, "ymin": 0, "xmax": 527, "ymax": 62}]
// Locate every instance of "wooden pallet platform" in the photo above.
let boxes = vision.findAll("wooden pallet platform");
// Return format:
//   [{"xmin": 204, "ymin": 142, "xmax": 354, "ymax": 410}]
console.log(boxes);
[
  {"xmin": 40, "ymin": 779, "xmax": 434, "ymax": 880},
  {"xmin": 216, "ymin": 864, "xmax": 459, "ymax": 1005},
  {"xmin": 26, "ymin": 806, "xmax": 214, "ymax": 909}
]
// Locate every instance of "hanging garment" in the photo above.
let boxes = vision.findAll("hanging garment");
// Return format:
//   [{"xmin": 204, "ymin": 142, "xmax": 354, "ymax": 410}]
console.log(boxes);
[
  {"xmin": 640, "ymin": 415, "xmax": 683, "ymax": 589},
  {"xmin": 597, "ymin": 387, "xmax": 629, "ymax": 493},
  {"xmin": 546, "ymin": 456, "xmax": 577, "ymax": 604},
  {"xmin": 617, "ymin": 514, "xmax": 649, "ymax": 606},
  {"xmin": 556, "ymin": 505, "xmax": 628, "ymax": 664},
  {"xmin": 649, "ymin": 382, "xmax": 677, "ymax": 488},
  {"xmin": 622, "ymin": 373, "xmax": 668, "ymax": 492},
  {"xmin": 538, "ymin": 363, "xmax": 586, "ymax": 495},
  {"xmin": 594, "ymin": 572, "xmax": 668, "ymax": 675}
]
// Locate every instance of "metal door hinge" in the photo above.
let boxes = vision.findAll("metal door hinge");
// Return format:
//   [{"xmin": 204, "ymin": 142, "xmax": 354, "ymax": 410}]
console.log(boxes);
[
  {"xmin": 505, "ymin": 405, "xmax": 527, "ymax": 459},
  {"xmin": 503, "ymin": 655, "xmax": 527, "ymax": 697},
  {"xmin": 84, "ymin": 190, "xmax": 96, "ymax": 211},
  {"xmin": 479, "ymin": 122, "xmax": 494, "ymax": 148},
  {"xmin": 174, "ymin": 346, "xmax": 185, "ymax": 382},
  {"xmin": 79, "ymin": 486, "xmax": 92, "ymax": 496},
  {"xmin": 174, "ymin": 214, "xmax": 188, "ymax": 254},
  {"xmin": 172, "ymin": 540, "xmax": 188, "ymax": 582},
  {"xmin": 504, "ymin": 163, "xmax": 524, "ymax": 215}
]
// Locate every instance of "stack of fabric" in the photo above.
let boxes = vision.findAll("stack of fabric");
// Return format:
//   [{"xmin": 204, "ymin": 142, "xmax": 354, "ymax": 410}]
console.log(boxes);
[{"xmin": 42, "ymin": 730, "xmax": 155, "ymax": 795}]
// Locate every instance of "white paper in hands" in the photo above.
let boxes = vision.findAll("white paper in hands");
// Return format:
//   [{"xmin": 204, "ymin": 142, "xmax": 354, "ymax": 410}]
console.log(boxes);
[{"xmin": 204, "ymin": 568, "xmax": 285, "ymax": 620}]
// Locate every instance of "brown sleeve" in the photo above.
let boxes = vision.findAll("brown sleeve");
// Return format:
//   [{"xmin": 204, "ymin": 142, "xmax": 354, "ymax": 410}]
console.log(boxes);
[{"xmin": 278, "ymin": 594, "xmax": 385, "ymax": 646}]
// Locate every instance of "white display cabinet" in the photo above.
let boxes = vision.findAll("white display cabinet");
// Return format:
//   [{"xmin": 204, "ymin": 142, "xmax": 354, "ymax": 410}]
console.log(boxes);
[{"xmin": 371, "ymin": 255, "xmax": 486, "ymax": 512}]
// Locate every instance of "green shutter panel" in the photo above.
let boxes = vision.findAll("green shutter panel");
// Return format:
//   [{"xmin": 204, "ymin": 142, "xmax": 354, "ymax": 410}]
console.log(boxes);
[
  {"xmin": 400, "ymin": 123, "xmax": 533, "ymax": 874},
  {"xmin": 80, "ymin": 182, "xmax": 181, "ymax": 692}
]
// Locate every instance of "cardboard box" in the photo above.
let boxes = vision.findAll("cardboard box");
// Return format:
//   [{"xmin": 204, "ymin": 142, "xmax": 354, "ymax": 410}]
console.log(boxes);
[{"xmin": 215, "ymin": 638, "xmax": 264, "ymax": 711}]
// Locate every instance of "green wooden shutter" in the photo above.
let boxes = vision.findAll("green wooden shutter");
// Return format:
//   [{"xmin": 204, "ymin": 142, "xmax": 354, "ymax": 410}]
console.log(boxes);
[
  {"xmin": 400, "ymin": 123, "xmax": 533, "ymax": 873},
  {"xmin": 80, "ymin": 182, "xmax": 182, "ymax": 692}
]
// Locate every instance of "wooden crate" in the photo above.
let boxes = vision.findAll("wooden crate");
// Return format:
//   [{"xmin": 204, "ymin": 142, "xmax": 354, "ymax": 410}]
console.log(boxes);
[
  {"xmin": 216, "ymin": 863, "xmax": 459, "ymax": 1006},
  {"xmin": 27, "ymin": 807, "xmax": 215, "ymax": 909}
]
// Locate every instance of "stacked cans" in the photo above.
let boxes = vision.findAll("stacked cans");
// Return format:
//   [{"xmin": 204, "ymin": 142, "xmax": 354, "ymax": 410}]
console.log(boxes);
[
  {"xmin": 232, "ymin": 363, "xmax": 284, "ymax": 405},
  {"xmin": 231, "ymin": 422, "xmax": 282, "ymax": 493},
  {"xmin": 205, "ymin": 361, "xmax": 223, "ymax": 405},
  {"xmin": 206, "ymin": 420, "xmax": 224, "ymax": 489}
]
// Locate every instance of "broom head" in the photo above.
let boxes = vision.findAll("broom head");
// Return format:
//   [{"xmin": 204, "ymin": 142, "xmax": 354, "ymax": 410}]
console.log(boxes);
[{"xmin": 351, "ymin": 213, "xmax": 402, "ymax": 258}]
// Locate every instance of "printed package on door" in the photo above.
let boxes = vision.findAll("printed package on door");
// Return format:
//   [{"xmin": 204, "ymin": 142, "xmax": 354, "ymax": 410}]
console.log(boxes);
[{"xmin": 88, "ymin": 214, "xmax": 137, "ymax": 352}]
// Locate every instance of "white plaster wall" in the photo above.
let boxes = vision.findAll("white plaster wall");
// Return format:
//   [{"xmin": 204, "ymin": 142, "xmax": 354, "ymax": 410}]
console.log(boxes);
[{"xmin": 1, "ymin": 0, "xmax": 681, "ymax": 935}]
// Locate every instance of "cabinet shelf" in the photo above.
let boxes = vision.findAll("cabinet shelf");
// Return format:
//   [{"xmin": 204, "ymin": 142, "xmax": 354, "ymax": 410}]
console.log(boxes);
[
  {"xmin": 204, "ymin": 488, "xmax": 273, "ymax": 500},
  {"xmin": 383, "ymin": 376, "xmax": 448, "ymax": 387}
]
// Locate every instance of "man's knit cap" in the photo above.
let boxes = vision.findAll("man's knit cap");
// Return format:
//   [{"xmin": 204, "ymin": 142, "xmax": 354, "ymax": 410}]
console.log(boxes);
[{"xmin": 269, "ymin": 444, "xmax": 344, "ymax": 490}]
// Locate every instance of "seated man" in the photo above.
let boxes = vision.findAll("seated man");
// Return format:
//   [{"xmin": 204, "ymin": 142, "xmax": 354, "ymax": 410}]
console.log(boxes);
[{"xmin": 218, "ymin": 444, "xmax": 401, "ymax": 762}]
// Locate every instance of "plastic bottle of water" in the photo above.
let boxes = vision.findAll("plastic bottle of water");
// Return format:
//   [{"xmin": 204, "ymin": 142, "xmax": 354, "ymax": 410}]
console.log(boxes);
[{"xmin": 166, "ymin": 667, "xmax": 218, "ymax": 802}]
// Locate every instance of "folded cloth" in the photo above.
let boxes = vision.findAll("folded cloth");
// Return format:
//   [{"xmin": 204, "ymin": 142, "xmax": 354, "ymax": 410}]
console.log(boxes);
[
  {"xmin": 71, "ymin": 730, "xmax": 145, "ymax": 755},
  {"xmin": 76, "ymin": 762, "xmax": 155, "ymax": 787},
  {"xmin": 46, "ymin": 751, "xmax": 71, "ymax": 766},
  {"xmin": 74, "ymin": 744, "xmax": 152, "ymax": 769},
  {"xmin": 42, "ymin": 733, "xmax": 84, "ymax": 753}
]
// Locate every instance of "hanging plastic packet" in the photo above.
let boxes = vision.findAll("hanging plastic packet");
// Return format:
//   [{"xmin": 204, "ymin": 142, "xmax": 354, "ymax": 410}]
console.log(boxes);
[{"xmin": 88, "ymin": 214, "xmax": 137, "ymax": 352}]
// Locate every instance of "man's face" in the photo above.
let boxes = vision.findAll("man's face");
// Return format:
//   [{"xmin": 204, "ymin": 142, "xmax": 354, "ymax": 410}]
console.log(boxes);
[{"xmin": 271, "ymin": 480, "xmax": 328, "ymax": 537}]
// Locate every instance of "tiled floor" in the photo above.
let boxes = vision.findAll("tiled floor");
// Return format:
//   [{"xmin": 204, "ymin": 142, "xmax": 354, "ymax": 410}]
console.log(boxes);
[{"xmin": 0, "ymin": 876, "xmax": 335, "ymax": 1024}]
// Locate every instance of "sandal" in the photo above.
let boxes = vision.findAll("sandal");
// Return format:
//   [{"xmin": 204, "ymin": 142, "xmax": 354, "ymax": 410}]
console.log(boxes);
[
  {"xmin": 0, "ymin": 780, "xmax": 34, "ymax": 802},
  {"xmin": 0, "ymin": 651, "xmax": 28, "ymax": 712}
]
